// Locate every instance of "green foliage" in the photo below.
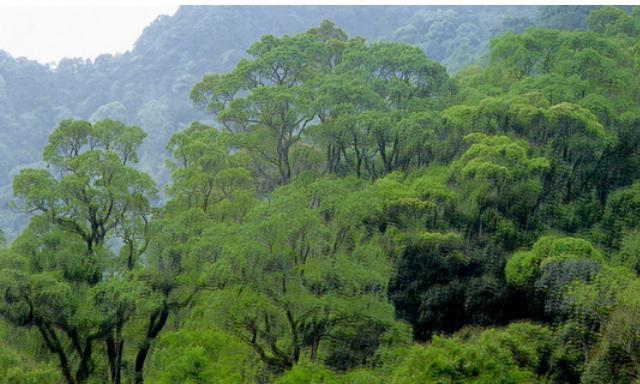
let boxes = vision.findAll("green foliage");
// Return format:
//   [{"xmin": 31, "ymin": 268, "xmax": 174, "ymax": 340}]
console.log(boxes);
[
  {"xmin": 389, "ymin": 7, "xmax": 537, "ymax": 73},
  {"xmin": 0, "ymin": 334, "xmax": 59, "ymax": 384},
  {"xmin": 581, "ymin": 281, "xmax": 640, "ymax": 384},
  {"xmin": 505, "ymin": 235, "xmax": 603, "ymax": 287},
  {"xmin": 0, "ymin": 119, "xmax": 162, "ymax": 384},
  {"xmin": 615, "ymin": 230, "xmax": 640, "ymax": 273},
  {"xmin": 192, "ymin": 22, "xmax": 450, "ymax": 186},
  {"xmin": 165, "ymin": 121, "xmax": 253, "ymax": 215},
  {"xmin": 454, "ymin": 133, "xmax": 549, "ymax": 247},
  {"xmin": 538, "ymin": 6, "xmax": 601, "ymax": 30},
  {"xmin": 504, "ymin": 236, "xmax": 609, "ymax": 324},
  {"xmin": 274, "ymin": 364, "xmax": 337, "ymax": 384},
  {"xmin": 547, "ymin": 321, "xmax": 593, "ymax": 384},
  {"xmin": 185, "ymin": 176, "xmax": 399, "ymax": 373},
  {"xmin": 148, "ymin": 329, "xmax": 261, "ymax": 384},
  {"xmin": 599, "ymin": 183, "xmax": 640, "ymax": 248},
  {"xmin": 587, "ymin": 6, "xmax": 640, "ymax": 36},
  {"xmin": 390, "ymin": 323, "xmax": 553, "ymax": 383},
  {"xmin": 5, "ymin": 7, "xmax": 640, "ymax": 384},
  {"xmin": 505, "ymin": 250, "xmax": 539, "ymax": 288}
]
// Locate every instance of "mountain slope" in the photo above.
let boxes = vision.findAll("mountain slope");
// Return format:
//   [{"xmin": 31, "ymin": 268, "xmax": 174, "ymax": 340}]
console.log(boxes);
[{"xmin": 0, "ymin": 5, "xmax": 546, "ymax": 237}]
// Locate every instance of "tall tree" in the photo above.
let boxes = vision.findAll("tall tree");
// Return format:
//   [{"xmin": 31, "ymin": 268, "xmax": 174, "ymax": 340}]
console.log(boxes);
[{"xmin": 0, "ymin": 119, "xmax": 156, "ymax": 384}]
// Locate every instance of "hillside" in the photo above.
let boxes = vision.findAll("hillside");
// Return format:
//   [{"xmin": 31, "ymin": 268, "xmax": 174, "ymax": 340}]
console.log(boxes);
[
  {"xmin": 2, "ymin": 5, "xmax": 640, "ymax": 384},
  {"xmin": 0, "ymin": 5, "xmax": 542, "ymax": 237}
]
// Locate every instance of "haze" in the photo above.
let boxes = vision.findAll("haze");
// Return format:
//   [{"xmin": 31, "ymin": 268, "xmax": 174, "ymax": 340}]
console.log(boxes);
[{"xmin": 0, "ymin": 5, "xmax": 178, "ymax": 64}]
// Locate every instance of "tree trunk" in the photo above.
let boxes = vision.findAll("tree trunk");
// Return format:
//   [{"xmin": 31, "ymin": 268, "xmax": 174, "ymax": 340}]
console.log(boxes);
[
  {"xmin": 106, "ymin": 334, "xmax": 124, "ymax": 384},
  {"xmin": 75, "ymin": 341, "xmax": 93, "ymax": 384},
  {"xmin": 134, "ymin": 306, "xmax": 169, "ymax": 384},
  {"xmin": 38, "ymin": 324, "xmax": 75, "ymax": 384},
  {"xmin": 310, "ymin": 338, "xmax": 320, "ymax": 361}
]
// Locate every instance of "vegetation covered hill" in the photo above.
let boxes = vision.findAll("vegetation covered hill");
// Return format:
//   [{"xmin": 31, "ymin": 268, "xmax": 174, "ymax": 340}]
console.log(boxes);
[
  {"xmin": 0, "ymin": 5, "xmax": 542, "ymax": 237},
  {"xmin": 2, "ymin": 5, "xmax": 640, "ymax": 384}
]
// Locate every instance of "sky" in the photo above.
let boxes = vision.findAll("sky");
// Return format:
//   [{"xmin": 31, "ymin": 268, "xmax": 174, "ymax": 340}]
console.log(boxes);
[{"xmin": 0, "ymin": 5, "xmax": 179, "ymax": 64}]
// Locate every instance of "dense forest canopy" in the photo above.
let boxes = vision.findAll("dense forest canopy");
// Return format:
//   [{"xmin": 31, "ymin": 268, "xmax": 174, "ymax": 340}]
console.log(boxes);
[{"xmin": 2, "ymin": 4, "xmax": 640, "ymax": 384}]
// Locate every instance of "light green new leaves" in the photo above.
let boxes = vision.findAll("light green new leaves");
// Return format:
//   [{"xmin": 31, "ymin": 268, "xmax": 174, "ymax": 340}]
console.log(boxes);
[
  {"xmin": 166, "ymin": 122, "xmax": 252, "ymax": 215},
  {"xmin": 149, "ymin": 329, "xmax": 261, "ymax": 384},
  {"xmin": 505, "ymin": 235, "xmax": 603, "ymax": 288},
  {"xmin": 458, "ymin": 133, "xmax": 549, "ymax": 185},
  {"xmin": 192, "ymin": 176, "xmax": 398, "ymax": 372},
  {"xmin": 390, "ymin": 323, "xmax": 553, "ymax": 384}
]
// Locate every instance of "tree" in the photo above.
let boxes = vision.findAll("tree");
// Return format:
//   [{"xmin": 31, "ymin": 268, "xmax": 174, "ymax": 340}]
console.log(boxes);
[
  {"xmin": 390, "ymin": 323, "xmax": 553, "ymax": 384},
  {"xmin": 192, "ymin": 22, "xmax": 450, "ymax": 186},
  {"xmin": 587, "ymin": 6, "xmax": 640, "ymax": 36},
  {"xmin": 581, "ymin": 281, "xmax": 640, "ymax": 384},
  {"xmin": 538, "ymin": 6, "xmax": 600, "ymax": 30},
  {"xmin": 165, "ymin": 121, "xmax": 253, "ymax": 215},
  {"xmin": 335, "ymin": 41, "xmax": 449, "ymax": 178},
  {"xmin": 147, "ymin": 329, "xmax": 262, "ymax": 384},
  {"xmin": 197, "ymin": 177, "xmax": 398, "ymax": 373},
  {"xmin": 389, "ymin": 231, "xmax": 469, "ymax": 340},
  {"xmin": 454, "ymin": 133, "xmax": 549, "ymax": 243},
  {"xmin": 191, "ymin": 25, "xmax": 339, "ymax": 188},
  {"xmin": 599, "ymin": 183, "xmax": 640, "ymax": 248},
  {"xmin": 122, "ymin": 121, "xmax": 259, "ymax": 383},
  {"xmin": 490, "ymin": 29, "xmax": 563, "ymax": 80},
  {"xmin": 0, "ymin": 119, "xmax": 156, "ymax": 384},
  {"xmin": 505, "ymin": 235, "xmax": 607, "ymax": 324}
]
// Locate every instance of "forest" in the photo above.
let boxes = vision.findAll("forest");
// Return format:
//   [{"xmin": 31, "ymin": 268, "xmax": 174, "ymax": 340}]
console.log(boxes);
[
  {"xmin": 0, "ymin": 4, "xmax": 547, "ymax": 237},
  {"xmin": 2, "ymin": 4, "xmax": 640, "ymax": 384}
]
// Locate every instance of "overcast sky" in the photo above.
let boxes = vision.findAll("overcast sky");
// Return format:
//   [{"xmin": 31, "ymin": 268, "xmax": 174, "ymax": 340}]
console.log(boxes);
[{"xmin": 0, "ymin": 5, "xmax": 179, "ymax": 64}]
